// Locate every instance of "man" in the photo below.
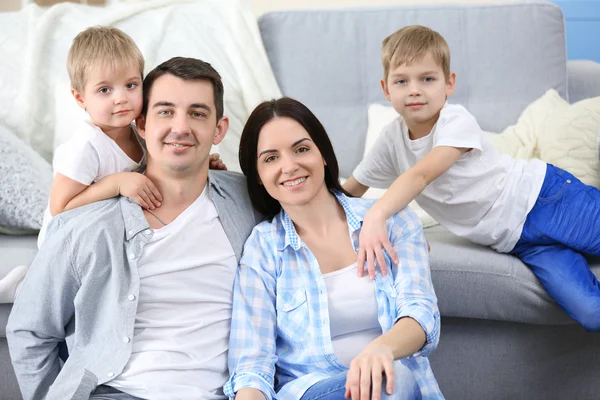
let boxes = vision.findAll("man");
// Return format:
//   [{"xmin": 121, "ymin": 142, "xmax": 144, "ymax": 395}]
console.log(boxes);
[{"xmin": 7, "ymin": 57, "xmax": 261, "ymax": 400}]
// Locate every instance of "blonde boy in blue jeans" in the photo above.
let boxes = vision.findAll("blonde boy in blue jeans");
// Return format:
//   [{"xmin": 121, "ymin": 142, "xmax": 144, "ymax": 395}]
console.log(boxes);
[{"xmin": 344, "ymin": 25, "xmax": 600, "ymax": 331}]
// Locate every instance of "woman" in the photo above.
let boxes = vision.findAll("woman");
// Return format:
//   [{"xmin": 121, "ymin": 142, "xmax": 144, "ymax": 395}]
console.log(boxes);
[{"xmin": 224, "ymin": 98, "xmax": 443, "ymax": 400}]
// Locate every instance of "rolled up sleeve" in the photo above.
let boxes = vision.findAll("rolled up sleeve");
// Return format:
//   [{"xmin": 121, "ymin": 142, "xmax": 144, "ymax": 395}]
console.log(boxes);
[{"xmin": 389, "ymin": 209, "xmax": 441, "ymax": 358}]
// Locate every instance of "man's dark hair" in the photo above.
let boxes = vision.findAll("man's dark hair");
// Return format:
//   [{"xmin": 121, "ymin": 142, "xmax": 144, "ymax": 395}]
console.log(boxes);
[{"xmin": 142, "ymin": 57, "xmax": 224, "ymax": 121}]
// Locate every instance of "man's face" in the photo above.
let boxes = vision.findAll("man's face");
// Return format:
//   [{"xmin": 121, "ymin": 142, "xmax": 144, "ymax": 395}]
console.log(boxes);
[{"xmin": 137, "ymin": 74, "xmax": 228, "ymax": 176}]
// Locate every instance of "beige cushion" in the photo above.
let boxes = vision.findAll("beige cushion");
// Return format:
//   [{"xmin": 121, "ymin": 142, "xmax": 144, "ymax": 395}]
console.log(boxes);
[{"xmin": 538, "ymin": 97, "xmax": 600, "ymax": 187}]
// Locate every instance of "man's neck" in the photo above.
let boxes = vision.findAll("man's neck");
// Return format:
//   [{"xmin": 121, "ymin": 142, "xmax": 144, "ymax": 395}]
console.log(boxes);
[{"xmin": 143, "ymin": 167, "xmax": 210, "ymax": 227}]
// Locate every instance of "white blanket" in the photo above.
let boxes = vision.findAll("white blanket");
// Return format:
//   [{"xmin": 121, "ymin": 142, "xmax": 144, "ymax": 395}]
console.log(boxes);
[{"xmin": 0, "ymin": 0, "xmax": 282, "ymax": 171}]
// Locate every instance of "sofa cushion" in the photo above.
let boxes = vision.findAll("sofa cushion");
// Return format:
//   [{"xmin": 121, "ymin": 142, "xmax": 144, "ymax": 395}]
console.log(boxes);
[
  {"xmin": 426, "ymin": 225, "xmax": 600, "ymax": 325},
  {"xmin": 0, "ymin": 235, "xmax": 37, "ymax": 338},
  {"xmin": 0, "ymin": 125, "xmax": 52, "ymax": 234}
]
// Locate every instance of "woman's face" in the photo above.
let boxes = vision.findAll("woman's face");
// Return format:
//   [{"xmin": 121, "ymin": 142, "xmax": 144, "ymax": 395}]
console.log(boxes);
[{"xmin": 256, "ymin": 116, "xmax": 328, "ymax": 211}]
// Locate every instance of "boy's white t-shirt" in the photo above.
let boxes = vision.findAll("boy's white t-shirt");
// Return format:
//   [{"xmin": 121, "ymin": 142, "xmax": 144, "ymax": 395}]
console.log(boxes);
[
  {"xmin": 109, "ymin": 184, "xmax": 237, "ymax": 400},
  {"xmin": 353, "ymin": 103, "xmax": 546, "ymax": 253},
  {"xmin": 37, "ymin": 119, "xmax": 143, "ymax": 247}
]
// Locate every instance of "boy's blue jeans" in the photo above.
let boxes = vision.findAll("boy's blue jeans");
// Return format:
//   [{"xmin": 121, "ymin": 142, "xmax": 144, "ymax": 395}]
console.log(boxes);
[
  {"xmin": 300, "ymin": 361, "xmax": 420, "ymax": 400},
  {"xmin": 510, "ymin": 164, "xmax": 600, "ymax": 331}
]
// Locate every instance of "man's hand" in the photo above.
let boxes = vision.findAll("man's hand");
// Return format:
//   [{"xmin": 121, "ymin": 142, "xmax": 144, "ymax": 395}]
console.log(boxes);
[
  {"xmin": 358, "ymin": 209, "xmax": 398, "ymax": 280},
  {"xmin": 117, "ymin": 172, "xmax": 162, "ymax": 210},
  {"xmin": 345, "ymin": 342, "xmax": 395, "ymax": 400},
  {"xmin": 209, "ymin": 153, "xmax": 227, "ymax": 170}
]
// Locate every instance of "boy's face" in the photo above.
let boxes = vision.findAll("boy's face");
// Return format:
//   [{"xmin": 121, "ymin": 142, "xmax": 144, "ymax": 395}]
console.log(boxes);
[
  {"xmin": 136, "ymin": 73, "xmax": 228, "ymax": 177},
  {"xmin": 72, "ymin": 63, "xmax": 143, "ymax": 133},
  {"xmin": 381, "ymin": 52, "xmax": 455, "ymax": 131}
]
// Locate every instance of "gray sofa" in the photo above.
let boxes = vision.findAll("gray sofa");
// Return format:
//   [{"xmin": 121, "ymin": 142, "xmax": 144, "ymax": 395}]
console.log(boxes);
[
  {"xmin": 2, "ymin": 1, "xmax": 600, "ymax": 399},
  {"xmin": 258, "ymin": 2, "xmax": 600, "ymax": 399}
]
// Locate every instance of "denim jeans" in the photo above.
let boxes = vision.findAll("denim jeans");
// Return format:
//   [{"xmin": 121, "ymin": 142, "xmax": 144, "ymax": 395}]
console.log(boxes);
[
  {"xmin": 300, "ymin": 361, "xmax": 420, "ymax": 400},
  {"xmin": 89, "ymin": 385, "xmax": 145, "ymax": 400},
  {"xmin": 511, "ymin": 164, "xmax": 600, "ymax": 331}
]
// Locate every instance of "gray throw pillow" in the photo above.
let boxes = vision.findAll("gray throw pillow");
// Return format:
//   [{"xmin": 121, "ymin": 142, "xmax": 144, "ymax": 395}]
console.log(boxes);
[{"xmin": 0, "ymin": 125, "xmax": 52, "ymax": 234}]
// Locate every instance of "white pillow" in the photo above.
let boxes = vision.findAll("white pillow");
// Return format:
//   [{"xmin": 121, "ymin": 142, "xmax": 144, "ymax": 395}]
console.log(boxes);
[
  {"xmin": 488, "ymin": 89, "xmax": 569, "ymax": 160},
  {"xmin": 0, "ymin": 125, "xmax": 52, "ymax": 234},
  {"xmin": 361, "ymin": 103, "xmax": 439, "ymax": 228},
  {"xmin": 53, "ymin": 81, "xmax": 88, "ymax": 150},
  {"xmin": 538, "ymin": 96, "xmax": 600, "ymax": 187},
  {"xmin": 490, "ymin": 89, "xmax": 600, "ymax": 188}
]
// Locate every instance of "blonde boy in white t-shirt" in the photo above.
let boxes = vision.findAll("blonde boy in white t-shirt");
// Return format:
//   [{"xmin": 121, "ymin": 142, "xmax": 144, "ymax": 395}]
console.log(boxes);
[
  {"xmin": 344, "ymin": 25, "xmax": 600, "ymax": 331},
  {"xmin": 0, "ymin": 27, "xmax": 226, "ymax": 302}
]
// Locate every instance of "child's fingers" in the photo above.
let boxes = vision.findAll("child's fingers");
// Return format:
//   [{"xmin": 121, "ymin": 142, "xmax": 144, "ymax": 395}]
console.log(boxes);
[
  {"xmin": 357, "ymin": 248, "xmax": 366, "ymax": 277},
  {"xmin": 375, "ymin": 247, "xmax": 388, "ymax": 276},
  {"xmin": 138, "ymin": 192, "xmax": 155, "ymax": 210},
  {"xmin": 145, "ymin": 179, "xmax": 163, "ymax": 202},
  {"xmin": 383, "ymin": 240, "xmax": 399, "ymax": 265},
  {"xmin": 135, "ymin": 196, "xmax": 150, "ymax": 210},
  {"xmin": 144, "ymin": 187, "xmax": 161, "ymax": 208},
  {"xmin": 366, "ymin": 249, "xmax": 376, "ymax": 280}
]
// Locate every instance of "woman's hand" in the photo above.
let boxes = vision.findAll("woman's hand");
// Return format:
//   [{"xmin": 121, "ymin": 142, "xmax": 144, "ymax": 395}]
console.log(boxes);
[
  {"xmin": 345, "ymin": 341, "xmax": 395, "ymax": 400},
  {"xmin": 358, "ymin": 209, "xmax": 399, "ymax": 279}
]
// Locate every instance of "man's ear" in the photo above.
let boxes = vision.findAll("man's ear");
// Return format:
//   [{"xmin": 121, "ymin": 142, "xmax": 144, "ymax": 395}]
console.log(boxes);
[
  {"xmin": 380, "ymin": 79, "xmax": 391, "ymax": 101},
  {"xmin": 135, "ymin": 115, "xmax": 146, "ymax": 139},
  {"xmin": 71, "ymin": 88, "xmax": 86, "ymax": 110},
  {"xmin": 213, "ymin": 116, "xmax": 229, "ymax": 146}
]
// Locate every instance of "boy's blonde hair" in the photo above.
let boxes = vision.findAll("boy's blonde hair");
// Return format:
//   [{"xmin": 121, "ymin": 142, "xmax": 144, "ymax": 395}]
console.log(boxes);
[
  {"xmin": 381, "ymin": 25, "xmax": 450, "ymax": 81},
  {"xmin": 67, "ymin": 26, "xmax": 144, "ymax": 91}
]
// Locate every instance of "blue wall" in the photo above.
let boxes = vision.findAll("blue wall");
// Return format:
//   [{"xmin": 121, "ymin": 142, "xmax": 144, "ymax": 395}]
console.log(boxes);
[{"xmin": 551, "ymin": 1, "xmax": 600, "ymax": 62}]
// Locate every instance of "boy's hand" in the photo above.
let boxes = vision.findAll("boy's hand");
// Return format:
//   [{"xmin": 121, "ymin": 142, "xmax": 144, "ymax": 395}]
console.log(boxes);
[
  {"xmin": 209, "ymin": 153, "xmax": 227, "ymax": 171},
  {"xmin": 117, "ymin": 172, "xmax": 162, "ymax": 210},
  {"xmin": 345, "ymin": 341, "xmax": 395, "ymax": 400},
  {"xmin": 358, "ymin": 209, "xmax": 399, "ymax": 279}
]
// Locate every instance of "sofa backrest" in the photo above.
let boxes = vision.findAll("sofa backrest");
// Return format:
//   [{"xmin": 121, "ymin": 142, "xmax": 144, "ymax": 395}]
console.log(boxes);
[{"xmin": 258, "ymin": 1, "xmax": 568, "ymax": 178}]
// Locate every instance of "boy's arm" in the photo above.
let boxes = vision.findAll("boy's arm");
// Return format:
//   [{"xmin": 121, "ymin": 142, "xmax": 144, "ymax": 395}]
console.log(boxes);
[
  {"xmin": 50, "ymin": 172, "xmax": 162, "ymax": 215},
  {"xmin": 359, "ymin": 145, "xmax": 469, "ymax": 278},
  {"xmin": 343, "ymin": 176, "xmax": 369, "ymax": 197}
]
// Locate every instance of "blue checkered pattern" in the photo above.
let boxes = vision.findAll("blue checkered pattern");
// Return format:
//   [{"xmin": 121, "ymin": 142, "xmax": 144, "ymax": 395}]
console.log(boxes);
[{"xmin": 224, "ymin": 192, "xmax": 443, "ymax": 399}]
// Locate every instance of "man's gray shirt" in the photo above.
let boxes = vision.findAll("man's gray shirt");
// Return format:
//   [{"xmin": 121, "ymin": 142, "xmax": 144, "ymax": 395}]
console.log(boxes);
[{"xmin": 7, "ymin": 171, "xmax": 262, "ymax": 400}]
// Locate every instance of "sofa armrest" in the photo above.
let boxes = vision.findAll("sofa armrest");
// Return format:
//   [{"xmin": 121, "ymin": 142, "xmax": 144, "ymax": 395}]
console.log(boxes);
[{"xmin": 568, "ymin": 60, "xmax": 600, "ymax": 103}]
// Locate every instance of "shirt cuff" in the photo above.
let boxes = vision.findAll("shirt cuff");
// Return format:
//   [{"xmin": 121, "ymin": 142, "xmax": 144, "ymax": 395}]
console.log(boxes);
[
  {"xmin": 224, "ymin": 371, "xmax": 275, "ymax": 400},
  {"xmin": 396, "ymin": 305, "xmax": 441, "ymax": 358}
]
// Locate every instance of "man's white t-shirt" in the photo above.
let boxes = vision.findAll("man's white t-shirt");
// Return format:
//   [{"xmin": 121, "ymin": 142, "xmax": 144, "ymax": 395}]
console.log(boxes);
[
  {"xmin": 37, "ymin": 119, "xmax": 143, "ymax": 247},
  {"xmin": 109, "ymin": 184, "xmax": 237, "ymax": 400},
  {"xmin": 353, "ymin": 103, "xmax": 546, "ymax": 253}
]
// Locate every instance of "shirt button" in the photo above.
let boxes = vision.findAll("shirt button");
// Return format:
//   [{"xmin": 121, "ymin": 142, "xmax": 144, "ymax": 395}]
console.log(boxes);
[
  {"xmin": 566, "ymin": 179, "xmax": 571, "ymax": 184},
  {"xmin": 123, "ymin": 337, "xmax": 131, "ymax": 343},
  {"xmin": 128, "ymin": 253, "xmax": 135, "ymax": 260},
  {"xmin": 108, "ymin": 372, "xmax": 114, "ymax": 378},
  {"xmin": 128, "ymin": 230, "xmax": 133, "ymax": 235},
  {"xmin": 144, "ymin": 229, "xmax": 151, "ymax": 235},
  {"xmin": 128, "ymin": 294, "xmax": 136, "ymax": 301}
]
